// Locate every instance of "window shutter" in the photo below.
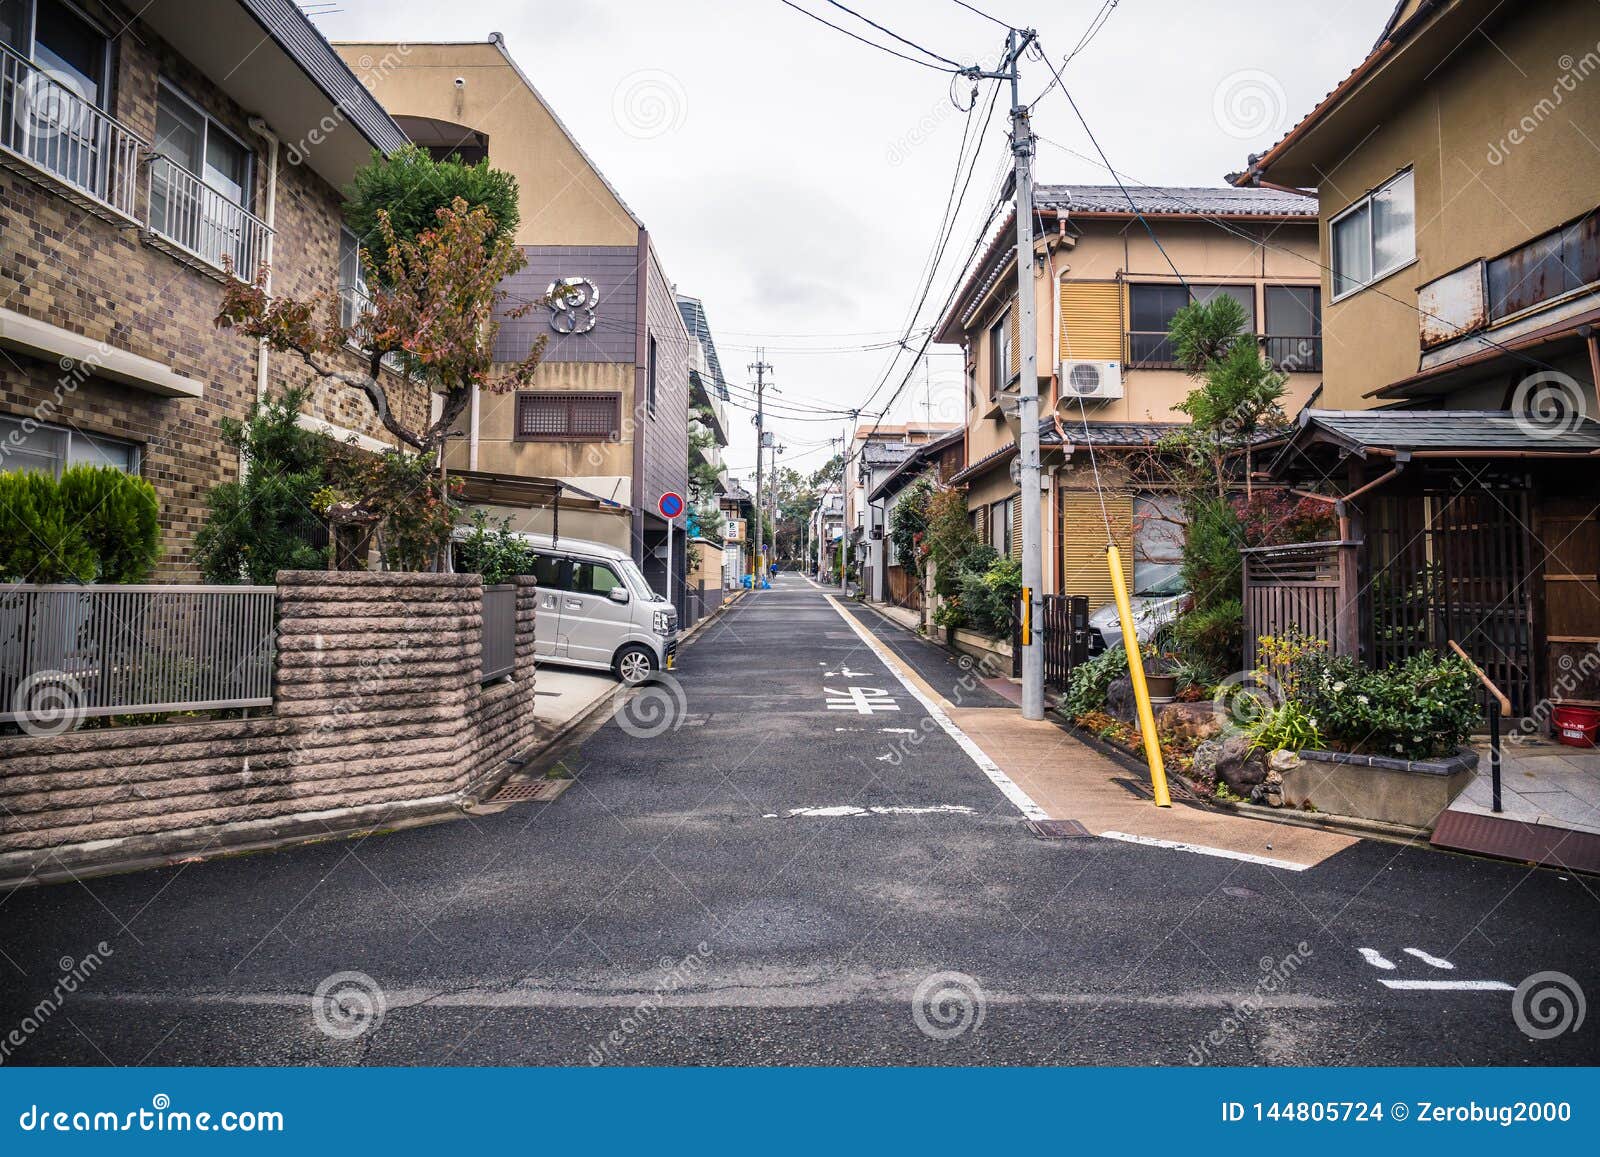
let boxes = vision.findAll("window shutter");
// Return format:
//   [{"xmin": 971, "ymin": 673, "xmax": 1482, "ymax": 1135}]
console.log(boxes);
[
  {"xmin": 1010, "ymin": 495, "xmax": 1023, "ymax": 561},
  {"xmin": 1059, "ymin": 281, "xmax": 1124, "ymax": 362},
  {"xmin": 1008, "ymin": 305, "xmax": 1021, "ymax": 381},
  {"xmin": 1058, "ymin": 489, "xmax": 1135, "ymax": 609}
]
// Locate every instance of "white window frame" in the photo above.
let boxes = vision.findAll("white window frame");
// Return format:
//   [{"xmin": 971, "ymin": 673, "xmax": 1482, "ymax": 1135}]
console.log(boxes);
[
  {"xmin": 154, "ymin": 77, "xmax": 254, "ymax": 210},
  {"xmin": 0, "ymin": 412, "xmax": 140, "ymax": 477},
  {"xmin": 1329, "ymin": 167, "xmax": 1416, "ymax": 302}
]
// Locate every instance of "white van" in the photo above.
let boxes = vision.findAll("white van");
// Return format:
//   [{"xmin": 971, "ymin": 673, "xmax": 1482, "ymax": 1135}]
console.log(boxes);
[{"xmin": 455, "ymin": 531, "xmax": 678, "ymax": 684}]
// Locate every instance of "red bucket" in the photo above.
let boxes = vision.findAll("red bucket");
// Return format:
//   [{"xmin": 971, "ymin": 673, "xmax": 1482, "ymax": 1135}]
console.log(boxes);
[{"xmin": 1552, "ymin": 704, "xmax": 1600, "ymax": 748}]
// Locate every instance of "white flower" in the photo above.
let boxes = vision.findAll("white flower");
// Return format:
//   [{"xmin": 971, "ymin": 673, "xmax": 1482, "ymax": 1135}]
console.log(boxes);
[
  {"xmin": 1331, "ymin": 681, "xmax": 1345, "ymax": 693},
  {"xmin": 1393, "ymin": 744, "xmax": 1404, "ymax": 753},
  {"xmin": 1356, "ymin": 694, "xmax": 1369, "ymax": 705}
]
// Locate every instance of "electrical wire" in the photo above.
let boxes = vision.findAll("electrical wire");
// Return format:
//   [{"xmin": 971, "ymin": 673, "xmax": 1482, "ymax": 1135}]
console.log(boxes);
[
  {"xmin": 776, "ymin": 0, "xmax": 964, "ymax": 72},
  {"xmin": 819, "ymin": 0, "xmax": 967, "ymax": 68},
  {"xmin": 947, "ymin": 0, "xmax": 1013, "ymax": 30},
  {"xmin": 1026, "ymin": 1, "xmax": 1117, "ymax": 109}
]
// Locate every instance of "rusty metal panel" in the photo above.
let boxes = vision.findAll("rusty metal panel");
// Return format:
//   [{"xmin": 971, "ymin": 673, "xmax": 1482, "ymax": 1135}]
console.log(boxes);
[{"xmin": 1418, "ymin": 261, "xmax": 1487, "ymax": 348}]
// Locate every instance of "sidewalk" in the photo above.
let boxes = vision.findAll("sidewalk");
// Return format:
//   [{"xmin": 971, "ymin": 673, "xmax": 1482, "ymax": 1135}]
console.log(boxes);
[{"xmin": 844, "ymin": 600, "xmax": 1359, "ymax": 870}]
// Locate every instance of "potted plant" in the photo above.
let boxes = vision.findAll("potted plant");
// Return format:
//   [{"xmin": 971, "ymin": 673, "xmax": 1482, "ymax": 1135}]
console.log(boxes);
[{"xmin": 1140, "ymin": 643, "xmax": 1179, "ymax": 702}]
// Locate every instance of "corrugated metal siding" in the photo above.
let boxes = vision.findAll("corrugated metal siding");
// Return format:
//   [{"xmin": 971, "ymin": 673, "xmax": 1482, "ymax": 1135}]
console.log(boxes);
[
  {"xmin": 1010, "ymin": 495, "xmax": 1023, "ymax": 562},
  {"xmin": 1059, "ymin": 280, "xmax": 1123, "ymax": 362},
  {"xmin": 1059, "ymin": 489, "xmax": 1133, "ymax": 609},
  {"xmin": 494, "ymin": 246, "xmax": 640, "ymax": 364},
  {"xmin": 1007, "ymin": 305, "xmax": 1020, "ymax": 380}
]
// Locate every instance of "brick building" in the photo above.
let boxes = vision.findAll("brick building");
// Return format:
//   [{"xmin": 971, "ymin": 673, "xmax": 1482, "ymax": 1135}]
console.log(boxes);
[{"xmin": 0, "ymin": 0, "xmax": 416, "ymax": 576}]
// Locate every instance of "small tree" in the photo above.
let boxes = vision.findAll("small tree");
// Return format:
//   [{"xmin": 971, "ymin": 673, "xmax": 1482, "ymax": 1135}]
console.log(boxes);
[{"xmin": 343, "ymin": 145, "xmax": 520, "ymax": 257}]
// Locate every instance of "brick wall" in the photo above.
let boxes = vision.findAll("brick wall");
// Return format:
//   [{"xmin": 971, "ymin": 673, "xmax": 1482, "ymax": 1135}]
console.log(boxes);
[
  {"xmin": 0, "ymin": 572, "xmax": 537, "ymax": 874},
  {"xmin": 0, "ymin": 0, "xmax": 429, "ymax": 578}
]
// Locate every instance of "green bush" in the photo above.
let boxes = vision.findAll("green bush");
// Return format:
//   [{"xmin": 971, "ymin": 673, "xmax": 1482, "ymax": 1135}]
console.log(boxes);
[
  {"xmin": 194, "ymin": 389, "xmax": 328, "ymax": 584},
  {"xmin": 1247, "ymin": 700, "xmax": 1321, "ymax": 755},
  {"xmin": 57, "ymin": 465, "xmax": 160, "ymax": 582},
  {"xmin": 956, "ymin": 551, "xmax": 1020, "ymax": 638},
  {"xmin": 1174, "ymin": 598, "xmax": 1243, "ymax": 673},
  {"xmin": 1295, "ymin": 650, "xmax": 1480, "ymax": 760},
  {"xmin": 0, "ymin": 469, "xmax": 96, "ymax": 583},
  {"xmin": 1063, "ymin": 644, "xmax": 1130, "ymax": 719},
  {"xmin": 344, "ymin": 145, "xmax": 520, "ymax": 260},
  {"xmin": 455, "ymin": 508, "xmax": 537, "ymax": 584}
]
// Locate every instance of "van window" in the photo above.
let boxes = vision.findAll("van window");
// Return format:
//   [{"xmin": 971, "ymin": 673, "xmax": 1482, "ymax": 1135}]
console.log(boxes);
[
  {"xmin": 572, "ymin": 560, "xmax": 624, "ymax": 597},
  {"xmin": 530, "ymin": 554, "xmax": 568, "ymax": 589}
]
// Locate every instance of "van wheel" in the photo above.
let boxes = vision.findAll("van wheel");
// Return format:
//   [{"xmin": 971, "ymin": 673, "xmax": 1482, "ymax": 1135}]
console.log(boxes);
[{"xmin": 613, "ymin": 644, "xmax": 658, "ymax": 686}]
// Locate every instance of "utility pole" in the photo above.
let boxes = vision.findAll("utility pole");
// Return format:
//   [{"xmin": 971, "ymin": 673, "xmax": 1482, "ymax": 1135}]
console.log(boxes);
[
  {"xmin": 749, "ymin": 352, "xmax": 772, "ymax": 580},
  {"xmin": 838, "ymin": 422, "xmax": 850, "ymax": 596},
  {"xmin": 1004, "ymin": 28, "xmax": 1045, "ymax": 720}
]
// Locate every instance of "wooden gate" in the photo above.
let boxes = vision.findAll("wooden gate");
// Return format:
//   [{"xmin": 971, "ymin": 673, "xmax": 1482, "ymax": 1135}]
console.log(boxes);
[
  {"xmin": 886, "ymin": 564, "xmax": 923, "ymax": 610},
  {"xmin": 1364, "ymin": 490, "xmax": 1535, "ymax": 716},
  {"xmin": 1241, "ymin": 542, "xmax": 1348, "ymax": 670},
  {"xmin": 1537, "ymin": 497, "xmax": 1600, "ymax": 704}
]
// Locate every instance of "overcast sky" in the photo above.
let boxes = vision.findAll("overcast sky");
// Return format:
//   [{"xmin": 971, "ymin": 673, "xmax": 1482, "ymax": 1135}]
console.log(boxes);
[{"xmin": 311, "ymin": 0, "xmax": 1395, "ymax": 482}]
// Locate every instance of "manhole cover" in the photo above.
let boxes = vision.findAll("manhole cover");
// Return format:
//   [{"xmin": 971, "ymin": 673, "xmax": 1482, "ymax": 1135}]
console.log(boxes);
[
  {"xmin": 489, "ymin": 779, "xmax": 570, "ymax": 804},
  {"xmin": 1026, "ymin": 819, "xmax": 1092, "ymax": 839}
]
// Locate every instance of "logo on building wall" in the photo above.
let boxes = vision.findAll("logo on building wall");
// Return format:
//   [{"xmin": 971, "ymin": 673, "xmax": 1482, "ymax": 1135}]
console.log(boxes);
[{"xmin": 546, "ymin": 277, "xmax": 600, "ymax": 335}]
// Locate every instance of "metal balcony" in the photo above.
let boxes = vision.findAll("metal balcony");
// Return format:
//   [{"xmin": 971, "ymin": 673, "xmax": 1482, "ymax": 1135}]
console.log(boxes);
[{"xmin": 145, "ymin": 154, "xmax": 273, "ymax": 282}]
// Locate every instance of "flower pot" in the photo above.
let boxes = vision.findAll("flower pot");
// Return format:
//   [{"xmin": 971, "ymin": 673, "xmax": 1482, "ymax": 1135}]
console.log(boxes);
[{"xmin": 1143, "ymin": 672, "xmax": 1178, "ymax": 703}]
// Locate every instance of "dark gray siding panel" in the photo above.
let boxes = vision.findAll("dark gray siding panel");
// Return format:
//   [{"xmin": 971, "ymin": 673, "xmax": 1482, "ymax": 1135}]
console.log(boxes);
[
  {"xmin": 494, "ymin": 245, "xmax": 640, "ymax": 364},
  {"xmin": 638, "ymin": 244, "xmax": 690, "ymax": 510}
]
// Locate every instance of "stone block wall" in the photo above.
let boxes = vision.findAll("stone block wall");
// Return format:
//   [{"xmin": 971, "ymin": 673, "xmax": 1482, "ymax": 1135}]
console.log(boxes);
[{"xmin": 0, "ymin": 572, "xmax": 536, "ymax": 873}]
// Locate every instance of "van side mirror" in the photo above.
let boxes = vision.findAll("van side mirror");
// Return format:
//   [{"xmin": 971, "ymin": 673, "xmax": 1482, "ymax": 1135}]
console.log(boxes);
[{"xmin": 608, "ymin": 587, "xmax": 630, "ymax": 605}]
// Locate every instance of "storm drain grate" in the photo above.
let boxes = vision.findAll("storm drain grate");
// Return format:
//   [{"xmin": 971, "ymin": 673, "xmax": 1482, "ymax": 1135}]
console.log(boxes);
[
  {"xmin": 1026, "ymin": 818, "xmax": 1093, "ymax": 839},
  {"xmin": 489, "ymin": 779, "xmax": 570, "ymax": 804}
]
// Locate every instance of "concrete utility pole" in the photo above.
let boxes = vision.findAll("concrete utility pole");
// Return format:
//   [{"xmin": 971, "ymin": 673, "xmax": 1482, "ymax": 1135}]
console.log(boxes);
[
  {"xmin": 1006, "ymin": 28, "xmax": 1044, "ymax": 720},
  {"xmin": 838, "ymin": 423, "xmax": 850, "ymax": 596},
  {"xmin": 749, "ymin": 352, "xmax": 772, "ymax": 578}
]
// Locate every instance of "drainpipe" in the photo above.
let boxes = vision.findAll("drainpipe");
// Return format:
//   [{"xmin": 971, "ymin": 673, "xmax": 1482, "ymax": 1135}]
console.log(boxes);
[{"xmin": 244, "ymin": 117, "xmax": 280, "ymax": 483}]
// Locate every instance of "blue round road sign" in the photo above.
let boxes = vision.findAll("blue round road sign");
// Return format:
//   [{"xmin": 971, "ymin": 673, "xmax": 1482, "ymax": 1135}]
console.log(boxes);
[{"xmin": 658, "ymin": 492, "xmax": 684, "ymax": 519}]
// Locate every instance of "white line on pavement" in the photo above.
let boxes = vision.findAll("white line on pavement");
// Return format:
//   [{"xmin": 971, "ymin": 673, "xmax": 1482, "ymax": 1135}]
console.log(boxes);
[
  {"xmin": 826, "ymin": 596, "xmax": 1049, "ymax": 821},
  {"xmin": 1377, "ymin": 979, "xmax": 1513, "ymax": 991},
  {"xmin": 1359, "ymin": 948, "xmax": 1397, "ymax": 970},
  {"xmin": 1402, "ymin": 947, "xmax": 1455, "ymax": 970},
  {"xmin": 1098, "ymin": 831, "xmax": 1311, "ymax": 872}
]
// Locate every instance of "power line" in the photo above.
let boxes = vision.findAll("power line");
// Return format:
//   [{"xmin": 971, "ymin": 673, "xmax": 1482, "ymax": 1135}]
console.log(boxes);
[
  {"xmin": 1027, "ymin": 0, "xmax": 1118, "ymax": 108},
  {"xmin": 819, "ymin": 0, "xmax": 966, "ymax": 68},
  {"xmin": 947, "ymin": 0, "xmax": 1013, "ymax": 30},
  {"xmin": 776, "ymin": 0, "xmax": 964, "ymax": 72}
]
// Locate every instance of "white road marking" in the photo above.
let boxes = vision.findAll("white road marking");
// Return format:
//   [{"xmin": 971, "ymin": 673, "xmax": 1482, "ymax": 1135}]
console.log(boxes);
[
  {"xmin": 1378, "ymin": 979, "xmax": 1513, "ymax": 992},
  {"xmin": 824, "ymin": 686, "xmax": 900, "ymax": 714},
  {"xmin": 1098, "ymin": 831, "xmax": 1310, "ymax": 871},
  {"xmin": 782, "ymin": 804, "xmax": 977, "ymax": 818},
  {"xmin": 1359, "ymin": 948, "xmax": 1397, "ymax": 970},
  {"xmin": 827, "ymin": 597, "xmax": 1048, "ymax": 821},
  {"xmin": 825, "ymin": 666, "xmax": 871, "ymax": 678},
  {"xmin": 1403, "ymin": 947, "xmax": 1455, "ymax": 970},
  {"xmin": 879, "ymin": 728, "xmax": 916, "ymax": 734}
]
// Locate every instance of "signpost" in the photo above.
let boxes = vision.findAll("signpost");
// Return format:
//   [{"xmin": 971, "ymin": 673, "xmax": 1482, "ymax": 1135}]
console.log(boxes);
[{"xmin": 659, "ymin": 492, "xmax": 684, "ymax": 612}]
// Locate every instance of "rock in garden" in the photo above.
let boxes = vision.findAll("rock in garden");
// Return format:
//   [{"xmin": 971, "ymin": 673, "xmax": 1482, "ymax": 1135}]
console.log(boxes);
[
  {"xmin": 1157, "ymin": 702, "xmax": 1221, "ymax": 742},
  {"xmin": 1215, "ymin": 734, "xmax": 1268, "ymax": 795},
  {"xmin": 1268, "ymin": 749, "xmax": 1302, "ymax": 773},
  {"xmin": 1106, "ymin": 676, "xmax": 1136, "ymax": 721}
]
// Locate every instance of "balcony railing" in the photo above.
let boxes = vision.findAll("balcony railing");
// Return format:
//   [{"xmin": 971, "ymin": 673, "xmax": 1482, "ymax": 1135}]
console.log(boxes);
[
  {"xmin": 1126, "ymin": 331, "xmax": 1322, "ymax": 372},
  {"xmin": 146, "ymin": 154, "xmax": 272, "ymax": 281},
  {"xmin": 1262, "ymin": 334, "xmax": 1322, "ymax": 372},
  {"xmin": 0, "ymin": 42, "xmax": 145, "ymax": 222}
]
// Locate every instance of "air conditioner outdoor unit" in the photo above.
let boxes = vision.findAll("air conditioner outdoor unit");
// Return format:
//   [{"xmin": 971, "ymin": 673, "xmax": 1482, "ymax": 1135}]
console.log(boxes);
[{"xmin": 1058, "ymin": 359, "xmax": 1124, "ymax": 403}]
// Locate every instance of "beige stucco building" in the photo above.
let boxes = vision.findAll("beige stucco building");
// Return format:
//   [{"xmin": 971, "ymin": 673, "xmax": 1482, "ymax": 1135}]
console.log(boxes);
[
  {"xmin": 935, "ymin": 185, "xmax": 1321, "ymax": 608},
  {"xmin": 335, "ymin": 34, "xmax": 691, "ymax": 590}
]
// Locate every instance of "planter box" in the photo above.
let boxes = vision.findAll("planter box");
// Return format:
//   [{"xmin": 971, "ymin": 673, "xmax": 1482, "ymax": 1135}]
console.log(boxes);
[{"xmin": 1282, "ymin": 747, "xmax": 1478, "ymax": 830}]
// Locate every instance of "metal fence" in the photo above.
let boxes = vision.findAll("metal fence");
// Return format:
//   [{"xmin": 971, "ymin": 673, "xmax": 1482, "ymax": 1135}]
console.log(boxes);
[
  {"xmin": 146, "ymin": 155, "xmax": 273, "ymax": 279},
  {"xmin": 0, "ymin": 584, "xmax": 277, "ymax": 723},
  {"xmin": 481, "ymin": 585, "xmax": 516, "ymax": 682}
]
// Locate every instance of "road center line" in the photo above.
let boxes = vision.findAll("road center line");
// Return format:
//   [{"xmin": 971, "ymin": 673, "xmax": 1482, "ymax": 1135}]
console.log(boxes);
[{"xmin": 825, "ymin": 595, "xmax": 1048, "ymax": 821}]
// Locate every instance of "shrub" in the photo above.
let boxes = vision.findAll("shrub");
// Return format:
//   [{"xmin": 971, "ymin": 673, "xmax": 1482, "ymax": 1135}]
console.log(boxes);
[
  {"xmin": 1295, "ymin": 650, "xmax": 1480, "ymax": 760},
  {"xmin": 957, "ymin": 553, "xmax": 1020, "ymax": 638},
  {"xmin": 924, "ymin": 487, "xmax": 978, "ymax": 595},
  {"xmin": 1247, "ymin": 700, "xmax": 1320, "ymax": 755},
  {"xmin": 455, "ymin": 508, "xmax": 537, "ymax": 584},
  {"xmin": 1182, "ymin": 495, "xmax": 1243, "ymax": 613},
  {"xmin": 931, "ymin": 597, "xmax": 966, "ymax": 630},
  {"xmin": 1174, "ymin": 598, "xmax": 1243, "ymax": 673},
  {"xmin": 1236, "ymin": 489, "xmax": 1337, "ymax": 548},
  {"xmin": 57, "ymin": 466, "xmax": 160, "ymax": 582},
  {"xmin": 0, "ymin": 469, "xmax": 95, "ymax": 583},
  {"xmin": 194, "ymin": 389, "xmax": 328, "ymax": 584},
  {"xmin": 344, "ymin": 145, "xmax": 520, "ymax": 259},
  {"xmin": 1063, "ymin": 644, "xmax": 1129, "ymax": 719}
]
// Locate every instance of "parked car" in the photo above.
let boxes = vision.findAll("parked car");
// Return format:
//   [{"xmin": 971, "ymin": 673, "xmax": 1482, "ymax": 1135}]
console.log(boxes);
[
  {"xmin": 1087, "ymin": 573, "xmax": 1187, "ymax": 653},
  {"xmin": 452, "ymin": 531, "xmax": 678, "ymax": 684}
]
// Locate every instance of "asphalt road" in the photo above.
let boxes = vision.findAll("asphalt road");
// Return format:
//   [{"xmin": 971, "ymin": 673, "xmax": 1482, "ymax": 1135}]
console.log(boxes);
[{"xmin": 2, "ymin": 574, "xmax": 1597, "ymax": 1065}]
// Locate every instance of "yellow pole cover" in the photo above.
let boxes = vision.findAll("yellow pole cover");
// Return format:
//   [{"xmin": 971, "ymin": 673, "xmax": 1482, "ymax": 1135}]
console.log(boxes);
[{"xmin": 1106, "ymin": 544, "xmax": 1171, "ymax": 807}]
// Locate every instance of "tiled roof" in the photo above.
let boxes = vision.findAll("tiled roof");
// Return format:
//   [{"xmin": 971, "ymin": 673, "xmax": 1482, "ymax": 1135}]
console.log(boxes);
[
  {"xmin": 860, "ymin": 442, "xmax": 917, "ymax": 467},
  {"xmin": 1036, "ymin": 185, "xmax": 1317, "ymax": 217},
  {"xmin": 1295, "ymin": 409, "xmax": 1600, "ymax": 453}
]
